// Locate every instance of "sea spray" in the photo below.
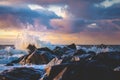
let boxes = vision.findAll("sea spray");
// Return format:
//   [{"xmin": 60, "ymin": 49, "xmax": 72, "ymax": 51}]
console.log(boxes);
[{"xmin": 14, "ymin": 31, "xmax": 54, "ymax": 51}]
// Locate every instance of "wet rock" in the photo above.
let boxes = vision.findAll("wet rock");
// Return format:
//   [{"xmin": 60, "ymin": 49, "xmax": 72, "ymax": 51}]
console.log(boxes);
[
  {"xmin": 44, "ymin": 64, "xmax": 68, "ymax": 80},
  {"xmin": 27, "ymin": 44, "xmax": 37, "ymax": 54},
  {"xmin": 93, "ymin": 52, "xmax": 120, "ymax": 68},
  {"xmin": 0, "ymin": 67, "xmax": 42, "ymax": 80},
  {"xmin": 43, "ymin": 61, "xmax": 86, "ymax": 80},
  {"xmin": 5, "ymin": 63, "xmax": 14, "ymax": 66},
  {"xmin": 53, "ymin": 46, "xmax": 65, "ymax": 56},
  {"xmin": 97, "ymin": 44, "xmax": 108, "ymax": 48},
  {"xmin": 67, "ymin": 43, "xmax": 76, "ymax": 50},
  {"xmin": 87, "ymin": 51, "xmax": 96, "ymax": 56},
  {"xmin": 61, "ymin": 56, "xmax": 73, "ymax": 63},
  {"xmin": 74, "ymin": 49, "xmax": 86, "ymax": 56},
  {"xmin": 20, "ymin": 48, "xmax": 55, "ymax": 65},
  {"xmin": 112, "ymin": 71, "xmax": 120, "ymax": 80},
  {"xmin": 84, "ymin": 60, "xmax": 114, "ymax": 80},
  {"xmin": 37, "ymin": 47, "xmax": 54, "ymax": 54}
]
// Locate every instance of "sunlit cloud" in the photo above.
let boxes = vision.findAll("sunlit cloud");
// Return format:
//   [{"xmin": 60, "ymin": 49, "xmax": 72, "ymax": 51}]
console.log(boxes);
[
  {"xmin": 87, "ymin": 23, "xmax": 98, "ymax": 28},
  {"xmin": 47, "ymin": 5, "xmax": 69, "ymax": 18},
  {"xmin": 28, "ymin": 4, "xmax": 45, "ymax": 10},
  {"xmin": 95, "ymin": 0, "xmax": 120, "ymax": 8}
]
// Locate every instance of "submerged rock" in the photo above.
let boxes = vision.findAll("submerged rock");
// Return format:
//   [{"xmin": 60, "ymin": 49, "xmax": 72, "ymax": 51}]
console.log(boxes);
[{"xmin": 0, "ymin": 67, "xmax": 42, "ymax": 80}]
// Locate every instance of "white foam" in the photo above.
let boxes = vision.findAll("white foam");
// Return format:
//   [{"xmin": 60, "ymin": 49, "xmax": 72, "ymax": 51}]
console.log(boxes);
[
  {"xmin": 77, "ymin": 45, "xmax": 114, "ymax": 54},
  {"xmin": 14, "ymin": 31, "xmax": 54, "ymax": 50},
  {"xmin": 0, "ymin": 64, "xmax": 46, "ymax": 73}
]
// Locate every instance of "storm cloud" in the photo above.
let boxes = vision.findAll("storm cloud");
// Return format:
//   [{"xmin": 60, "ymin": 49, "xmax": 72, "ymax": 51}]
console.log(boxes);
[{"xmin": 0, "ymin": 5, "xmax": 61, "ymax": 30}]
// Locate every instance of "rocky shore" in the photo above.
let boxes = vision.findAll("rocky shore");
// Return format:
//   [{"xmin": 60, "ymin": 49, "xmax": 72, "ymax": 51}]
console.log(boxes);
[{"xmin": 0, "ymin": 44, "xmax": 120, "ymax": 80}]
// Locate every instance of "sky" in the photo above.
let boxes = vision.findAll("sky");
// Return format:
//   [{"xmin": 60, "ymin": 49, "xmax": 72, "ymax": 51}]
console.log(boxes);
[{"xmin": 0, "ymin": 0, "xmax": 120, "ymax": 45}]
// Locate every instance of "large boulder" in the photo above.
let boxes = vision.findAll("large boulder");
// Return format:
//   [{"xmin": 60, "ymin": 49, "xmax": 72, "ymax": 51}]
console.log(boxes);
[
  {"xmin": 0, "ymin": 67, "xmax": 42, "ymax": 80},
  {"xmin": 42, "ymin": 60, "xmax": 115, "ymax": 80},
  {"xmin": 20, "ymin": 48, "xmax": 55, "ymax": 65},
  {"xmin": 84, "ymin": 60, "xmax": 113, "ymax": 80}
]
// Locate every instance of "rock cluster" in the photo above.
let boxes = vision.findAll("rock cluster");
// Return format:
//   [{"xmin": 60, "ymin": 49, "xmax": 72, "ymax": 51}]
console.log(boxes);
[{"xmin": 1, "ymin": 43, "xmax": 120, "ymax": 80}]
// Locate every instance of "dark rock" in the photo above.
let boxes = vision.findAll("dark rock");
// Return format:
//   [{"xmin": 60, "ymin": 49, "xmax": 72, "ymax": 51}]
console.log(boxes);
[
  {"xmin": 44, "ymin": 62, "xmax": 86, "ymax": 80},
  {"xmin": 84, "ymin": 60, "xmax": 114, "ymax": 80},
  {"xmin": 112, "ymin": 71, "xmax": 120, "ymax": 80},
  {"xmin": 87, "ymin": 51, "xmax": 96, "ymax": 56},
  {"xmin": 74, "ymin": 49, "xmax": 86, "ymax": 56},
  {"xmin": 27, "ymin": 44, "xmax": 37, "ymax": 54},
  {"xmin": 41, "ymin": 51, "xmax": 120, "ymax": 80},
  {"xmin": 37, "ymin": 47, "xmax": 54, "ymax": 54},
  {"xmin": 97, "ymin": 44, "xmax": 108, "ymax": 48},
  {"xmin": 62, "ymin": 46, "xmax": 72, "ymax": 52},
  {"xmin": 61, "ymin": 56, "xmax": 73, "ymax": 63},
  {"xmin": 45, "ymin": 64, "xmax": 67, "ymax": 80},
  {"xmin": 93, "ymin": 52, "xmax": 120, "ymax": 68},
  {"xmin": 0, "ymin": 67, "xmax": 42, "ymax": 80},
  {"xmin": 53, "ymin": 46, "xmax": 65, "ymax": 56},
  {"xmin": 20, "ymin": 48, "xmax": 55, "ymax": 65},
  {"xmin": 67, "ymin": 43, "xmax": 76, "ymax": 50},
  {"xmin": 5, "ymin": 63, "xmax": 14, "ymax": 66}
]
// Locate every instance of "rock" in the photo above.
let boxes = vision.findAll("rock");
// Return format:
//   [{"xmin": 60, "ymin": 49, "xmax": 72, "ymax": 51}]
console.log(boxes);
[
  {"xmin": 53, "ymin": 46, "xmax": 65, "ymax": 56},
  {"xmin": 74, "ymin": 49, "xmax": 86, "ymax": 56},
  {"xmin": 62, "ymin": 46, "xmax": 71, "ymax": 52},
  {"xmin": 27, "ymin": 44, "xmax": 37, "ymax": 54},
  {"xmin": 5, "ymin": 63, "xmax": 14, "ymax": 66},
  {"xmin": 112, "ymin": 71, "xmax": 120, "ymax": 80},
  {"xmin": 87, "ymin": 51, "xmax": 96, "ymax": 56},
  {"xmin": 37, "ymin": 47, "xmax": 54, "ymax": 54},
  {"xmin": 84, "ymin": 60, "xmax": 114, "ymax": 80},
  {"xmin": 44, "ymin": 61, "xmax": 86, "ymax": 80},
  {"xmin": 97, "ymin": 44, "xmax": 108, "ymax": 48},
  {"xmin": 93, "ymin": 52, "xmax": 120, "ymax": 68},
  {"xmin": 67, "ymin": 43, "xmax": 76, "ymax": 50},
  {"xmin": 20, "ymin": 48, "xmax": 55, "ymax": 65},
  {"xmin": 41, "ymin": 51, "xmax": 120, "ymax": 80},
  {"xmin": 61, "ymin": 56, "xmax": 73, "ymax": 63},
  {"xmin": 43, "ymin": 64, "xmax": 68, "ymax": 80},
  {"xmin": 0, "ymin": 67, "xmax": 42, "ymax": 80},
  {"xmin": 45, "ymin": 57, "xmax": 63, "ymax": 68}
]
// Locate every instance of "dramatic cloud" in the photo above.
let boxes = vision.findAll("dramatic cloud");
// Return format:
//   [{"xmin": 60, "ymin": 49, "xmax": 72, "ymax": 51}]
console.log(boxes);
[
  {"xmin": 0, "ymin": 5, "xmax": 61, "ymax": 30},
  {"xmin": 0, "ymin": 0, "xmax": 120, "ymax": 44}
]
